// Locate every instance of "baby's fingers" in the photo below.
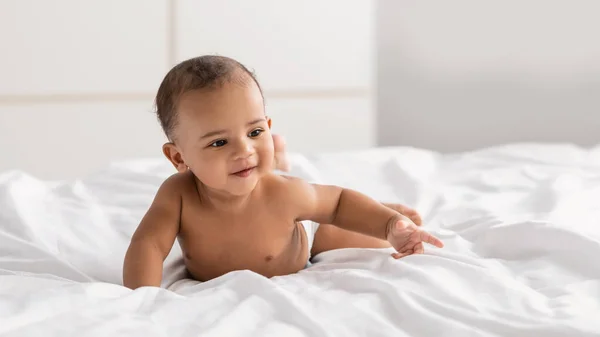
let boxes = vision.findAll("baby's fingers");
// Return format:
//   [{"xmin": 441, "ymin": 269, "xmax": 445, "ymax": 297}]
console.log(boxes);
[
  {"xmin": 390, "ymin": 204, "xmax": 422, "ymax": 226},
  {"xmin": 420, "ymin": 230, "xmax": 444, "ymax": 248},
  {"xmin": 391, "ymin": 250, "xmax": 412, "ymax": 259},
  {"xmin": 404, "ymin": 209, "xmax": 422, "ymax": 227}
]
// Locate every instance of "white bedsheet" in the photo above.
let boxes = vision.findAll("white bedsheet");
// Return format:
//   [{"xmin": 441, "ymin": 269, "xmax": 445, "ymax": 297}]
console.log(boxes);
[{"xmin": 1, "ymin": 143, "xmax": 600, "ymax": 336}]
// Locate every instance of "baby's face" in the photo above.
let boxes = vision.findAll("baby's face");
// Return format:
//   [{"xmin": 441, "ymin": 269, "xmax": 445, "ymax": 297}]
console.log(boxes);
[{"xmin": 174, "ymin": 80, "xmax": 274, "ymax": 196}]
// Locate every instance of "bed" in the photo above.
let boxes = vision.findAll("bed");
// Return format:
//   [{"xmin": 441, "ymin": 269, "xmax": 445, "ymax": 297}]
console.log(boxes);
[{"xmin": 1, "ymin": 142, "xmax": 599, "ymax": 336}]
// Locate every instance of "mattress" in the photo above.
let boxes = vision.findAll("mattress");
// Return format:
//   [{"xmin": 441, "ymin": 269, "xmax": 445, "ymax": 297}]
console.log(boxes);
[{"xmin": 1, "ymin": 143, "xmax": 599, "ymax": 336}]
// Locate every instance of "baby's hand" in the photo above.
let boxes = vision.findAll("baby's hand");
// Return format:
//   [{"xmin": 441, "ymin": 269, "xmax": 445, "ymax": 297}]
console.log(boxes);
[
  {"xmin": 272, "ymin": 134, "xmax": 291, "ymax": 172},
  {"xmin": 383, "ymin": 203, "xmax": 422, "ymax": 227},
  {"xmin": 386, "ymin": 214, "xmax": 444, "ymax": 258}
]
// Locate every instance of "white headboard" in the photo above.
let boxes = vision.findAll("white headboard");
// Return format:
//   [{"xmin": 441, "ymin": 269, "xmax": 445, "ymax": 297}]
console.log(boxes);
[
  {"xmin": 0, "ymin": 0, "xmax": 375, "ymax": 180},
  {"xmin": 5, "ymin": 1, "xmax": 597, "ymax": 180},
  {"xmin": 376, "ymin": 0, "xmax": 600, "ymax": 152}
]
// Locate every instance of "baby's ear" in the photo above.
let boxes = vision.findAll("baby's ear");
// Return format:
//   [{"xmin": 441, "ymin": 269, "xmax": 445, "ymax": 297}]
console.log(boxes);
[{"xmin": 162, "ymin": 143, "xmax": 187, "ymax": 173}]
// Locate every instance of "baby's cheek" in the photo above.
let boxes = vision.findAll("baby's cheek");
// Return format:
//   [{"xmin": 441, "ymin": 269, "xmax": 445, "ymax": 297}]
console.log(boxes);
[
  {"xmin": 260, "ymin": 148, "xmax": 275, "ymax": 165},
  {"xmin": 196, "ymin": 162, "xmax": 226, "ymax": 183}
]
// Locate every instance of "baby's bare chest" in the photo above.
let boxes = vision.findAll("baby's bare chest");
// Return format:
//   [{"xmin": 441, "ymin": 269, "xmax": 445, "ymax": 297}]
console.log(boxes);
[{"xmin": 178, "ymin": 203, "xmax": 309, "ymax": 281}]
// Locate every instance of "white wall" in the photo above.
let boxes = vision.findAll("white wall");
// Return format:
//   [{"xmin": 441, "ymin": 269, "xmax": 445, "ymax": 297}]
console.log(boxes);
[
  {"xmin": 377, "ymin": 0, "xmax": 600, "ymax": 152},
  {"xmin": 0, "ymin": 0, "xmax": 375, "ymax": 179}
]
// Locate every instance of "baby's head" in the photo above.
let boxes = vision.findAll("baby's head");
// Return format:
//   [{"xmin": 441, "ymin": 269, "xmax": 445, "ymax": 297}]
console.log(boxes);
[{"xmin": 155, "ymin": 55, "xmax": 274, "ymax": 196}]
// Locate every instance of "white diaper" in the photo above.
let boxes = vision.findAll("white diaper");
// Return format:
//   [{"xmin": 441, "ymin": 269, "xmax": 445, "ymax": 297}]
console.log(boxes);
[{"xmin": 301, "ymin": 220, "xmax": 320, "ymax": 266}]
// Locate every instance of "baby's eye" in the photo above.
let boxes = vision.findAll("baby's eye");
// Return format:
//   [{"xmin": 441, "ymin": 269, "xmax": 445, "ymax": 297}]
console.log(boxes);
[
  {"xmin": 248, "ymin": 128, "xmax": 263, "ymax": 138},
  {"xmin": 209, "ymin": 139, "xmax": 227, "ymax": 147}
]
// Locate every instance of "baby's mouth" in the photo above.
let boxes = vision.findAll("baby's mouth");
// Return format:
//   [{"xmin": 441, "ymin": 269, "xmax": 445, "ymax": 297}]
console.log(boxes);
[{"xmin": 231, "ymin": 166, "xmax": 257, "ymax": 178}]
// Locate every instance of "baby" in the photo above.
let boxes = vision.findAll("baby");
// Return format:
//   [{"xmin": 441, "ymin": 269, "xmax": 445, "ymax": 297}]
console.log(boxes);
[{"xmin": 123, "ymin": 55, "xmax": 443, "ymax": 289}]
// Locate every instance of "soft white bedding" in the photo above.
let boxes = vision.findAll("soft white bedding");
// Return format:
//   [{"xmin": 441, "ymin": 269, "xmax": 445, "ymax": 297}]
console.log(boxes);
[{"xmin": 1, "ymin": 143, "xmax": 600, "ymax": 336}]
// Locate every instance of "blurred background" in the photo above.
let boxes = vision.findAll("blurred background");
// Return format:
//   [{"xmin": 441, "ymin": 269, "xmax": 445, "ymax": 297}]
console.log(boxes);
[{"xmin": 0, "ymin": 0, "xmax": 598, "ymax": 179}]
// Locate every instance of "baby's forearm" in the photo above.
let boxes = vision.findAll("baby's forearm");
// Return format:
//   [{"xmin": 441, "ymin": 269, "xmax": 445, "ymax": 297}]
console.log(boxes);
[
  {"xmin": 123, "ymin": 239, "xmax": 164, "ymax": 289},
  {"xmin": 331, "ymin": 188, "xmax": 399, "ymax": 240}
]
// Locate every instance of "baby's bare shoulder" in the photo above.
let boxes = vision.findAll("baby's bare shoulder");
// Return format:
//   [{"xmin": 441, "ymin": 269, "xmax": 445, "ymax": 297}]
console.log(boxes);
[
  {"xmin": 153, "ymin": 171, "xmax": 197, "ymax": 202},
  {"xmin": 159, "ymin": 170, "xmax": 188, "ymax": 189},
  {"xmin": 260, "ymin": 173, "xmax": 313, "ymax": 202},
  {"xmin": 130, "ymin": 172, "xmax": 193, "ymax": 244},
  {"xmin": 261, "ymin": 172, "xmax": 303, "ymax": 188}
]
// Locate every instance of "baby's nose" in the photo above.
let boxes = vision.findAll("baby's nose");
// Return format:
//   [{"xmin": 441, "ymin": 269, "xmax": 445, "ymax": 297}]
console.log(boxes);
[{"xmin": 234, "ymin": 140, "xmax": 254, "ymax": 159}]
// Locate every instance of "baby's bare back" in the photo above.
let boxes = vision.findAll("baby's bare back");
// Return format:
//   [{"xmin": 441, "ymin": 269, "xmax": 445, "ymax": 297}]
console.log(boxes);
[{"xmin": 177, "ymin": 173, "xmax": 310, "ymax": 282}]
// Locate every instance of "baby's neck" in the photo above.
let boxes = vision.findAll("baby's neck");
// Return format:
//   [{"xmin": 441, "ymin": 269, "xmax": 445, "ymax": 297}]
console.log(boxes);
[{"xmin": 195, "ymin": 177, "xmax": 258, "ymax": 212}]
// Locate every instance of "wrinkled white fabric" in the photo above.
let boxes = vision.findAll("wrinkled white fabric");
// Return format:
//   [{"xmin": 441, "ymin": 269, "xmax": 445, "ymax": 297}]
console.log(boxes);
[{"xmin": 1, "ymin": 143, "xmax": 599, "ymax": 336}]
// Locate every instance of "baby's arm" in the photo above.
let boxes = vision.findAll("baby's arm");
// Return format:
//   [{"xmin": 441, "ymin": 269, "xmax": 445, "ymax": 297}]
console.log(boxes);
[
  {"xmin": 123, "ymin": 175, "xmax": 181, "ymax": 289},
  {"xmin": 284, "ymin": 176, "xmax": 442, "ymax": 254},
  {"xmin": 290, "ymin": 179, "xmax": 395, "ymax": 240}
]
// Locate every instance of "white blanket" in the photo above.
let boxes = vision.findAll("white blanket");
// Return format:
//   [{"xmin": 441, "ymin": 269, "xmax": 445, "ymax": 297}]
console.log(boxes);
[{"xmin": 1, "ymin": 143, "xmax": 600, "ymax": 336}]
